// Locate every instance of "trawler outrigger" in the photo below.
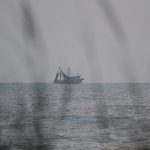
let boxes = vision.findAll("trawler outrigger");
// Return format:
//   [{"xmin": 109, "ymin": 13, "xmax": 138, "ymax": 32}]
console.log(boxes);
[{"xmin": 53, "ymin": 68, "xmax": 84, "ymax": 84}]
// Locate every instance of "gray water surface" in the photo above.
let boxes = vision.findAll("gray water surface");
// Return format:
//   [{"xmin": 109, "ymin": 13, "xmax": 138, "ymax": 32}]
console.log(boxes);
[{"xmin": 0, "ymin": 83, "xmax": 150, "ymax": 150}]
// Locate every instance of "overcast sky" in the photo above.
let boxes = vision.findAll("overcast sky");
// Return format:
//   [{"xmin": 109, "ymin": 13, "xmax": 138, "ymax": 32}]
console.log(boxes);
[{"xmin": 0, "ymin": 0, "xmax": 150, "ymax": 83}]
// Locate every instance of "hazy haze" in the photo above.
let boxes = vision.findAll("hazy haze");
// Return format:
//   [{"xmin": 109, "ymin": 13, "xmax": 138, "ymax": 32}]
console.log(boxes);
[{"xmin": 0, "ymin": 0, "xmax": 150, "ymax": 83}]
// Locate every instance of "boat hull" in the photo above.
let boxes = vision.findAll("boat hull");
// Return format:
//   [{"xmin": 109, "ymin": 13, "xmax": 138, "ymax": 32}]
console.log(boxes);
[{"xmin": 53, "ymin": 79, "xmax": 83, "ymax": 84}]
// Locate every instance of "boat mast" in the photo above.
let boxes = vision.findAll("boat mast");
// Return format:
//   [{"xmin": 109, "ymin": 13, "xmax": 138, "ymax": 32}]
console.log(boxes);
[
  {"xmin": 59, "ymin": 67, "xmax": 61, "ymax": 81},
  {"xmin": 68, "ymin": 67, "xmax": 70, "ymax": 77}
]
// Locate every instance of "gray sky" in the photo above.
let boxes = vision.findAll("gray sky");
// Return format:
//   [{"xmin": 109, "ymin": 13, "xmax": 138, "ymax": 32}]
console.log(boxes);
[{"xmin": 0, "ymin": 0, "xmax": 150, "ymax": 83}]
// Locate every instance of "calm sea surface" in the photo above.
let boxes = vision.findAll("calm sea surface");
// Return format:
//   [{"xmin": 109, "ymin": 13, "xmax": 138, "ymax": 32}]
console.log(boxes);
[{"xmin": 0, "ymin": 83, "xmax": 150, "ymax": 150}]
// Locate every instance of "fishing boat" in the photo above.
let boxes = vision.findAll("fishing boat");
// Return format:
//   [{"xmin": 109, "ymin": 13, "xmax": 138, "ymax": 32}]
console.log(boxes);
[{"xmin": 53, "ymin": 68, "xmax": 84, "ymax": 84}]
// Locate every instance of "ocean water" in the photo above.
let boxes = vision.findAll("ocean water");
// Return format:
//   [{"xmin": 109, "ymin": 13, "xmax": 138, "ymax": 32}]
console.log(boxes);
[{"xmin": 0, "ymin": 83, "xmax": 150, "ymax": 150}]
